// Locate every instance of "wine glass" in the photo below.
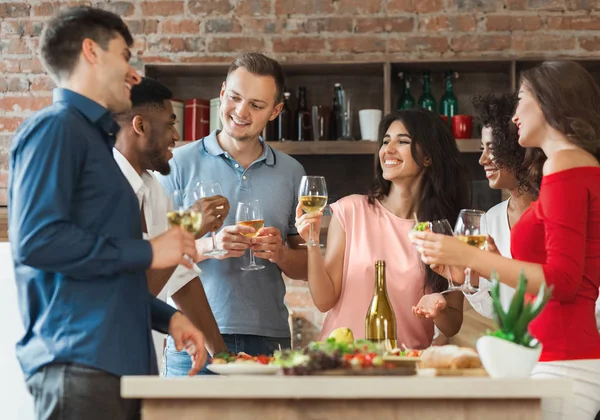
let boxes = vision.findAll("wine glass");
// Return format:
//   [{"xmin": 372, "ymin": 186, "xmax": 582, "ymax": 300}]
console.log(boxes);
[
  {"xmin": 235, "ymin": 200, "xmax": 265, "ymax": 271},
  {"xmin": 298, "ymin": 175, "xmax": 328, "ymax": 247},
  {"xmin": 424, "ymin": 219, "xmax": 465, "ymax": 294},
  {"xmin": 167, "ymin": 189, "xmax": 203, "ymax": 276},
  {"xmin": 195, "ymin": 180, "xmax": 227, "ymax": 257},
  {"xmin": 453, "ymin": 209, "xmax": 487, "ymax": 294}
]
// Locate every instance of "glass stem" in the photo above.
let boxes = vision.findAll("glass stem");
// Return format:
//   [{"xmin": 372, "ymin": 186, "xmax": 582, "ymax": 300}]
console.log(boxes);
[
  {"xmin": 445, "ymin": 266, "xmax": 456, "ymax": 289},
  {"xmin": 464, "ymin": 267, "xmax": 472, "ymax": 289},
  {"xmin": 211, "ymin": 232, "xmax": 217, "ymax": 250},
  {"xmin": 249, "ymin": 249, "xmax": 256, "ymax": 266}
]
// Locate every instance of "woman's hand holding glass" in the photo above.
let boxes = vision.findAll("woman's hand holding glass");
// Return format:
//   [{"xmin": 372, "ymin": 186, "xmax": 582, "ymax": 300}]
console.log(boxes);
[
  {"xmin": 294, "ymin": 201, "xmax": 324, "ymax": 246},
  {"xmin": 296, "ymin": 175, "xmax": 328, "ymax": 247}
]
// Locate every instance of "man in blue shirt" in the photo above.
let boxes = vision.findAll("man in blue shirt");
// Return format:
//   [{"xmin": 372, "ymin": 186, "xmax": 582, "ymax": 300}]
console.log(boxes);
[
  {"xmin": 9, "ymin": 7, "xmax": 206, "ymax": 420},
  {"xmin": 158, "ymin": 53, "xmax": 308, "ymax": 376}
]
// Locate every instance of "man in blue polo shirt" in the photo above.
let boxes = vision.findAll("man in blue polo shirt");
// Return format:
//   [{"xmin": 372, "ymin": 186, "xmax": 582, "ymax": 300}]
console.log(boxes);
[
  {"xmin": 158, "ymin": 53, "xmax": 308, "ymax": 376},
  {"xmin": 9, "ymin": 7, "xmax": 206, "ymax": 419}
]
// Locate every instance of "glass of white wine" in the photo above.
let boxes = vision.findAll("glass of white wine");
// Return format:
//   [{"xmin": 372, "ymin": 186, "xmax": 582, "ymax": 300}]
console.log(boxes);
[
  {"xmin": 298, "ymin": 175, "xmax": 328, "ymax": 247},
  {"xmin": 235, "ymin": 200, "xmax": 265, "ymax": 271},
  {"xmin": 454, "ymin": 209, "xmax": 487, "ymax": 293},
  {"xmin": 195, "ymin": 180, "xmax": 228, "ymax": 257},
  {"xmin": 167, "ymin": 189, "xmax": 203, "ymax": 275}
]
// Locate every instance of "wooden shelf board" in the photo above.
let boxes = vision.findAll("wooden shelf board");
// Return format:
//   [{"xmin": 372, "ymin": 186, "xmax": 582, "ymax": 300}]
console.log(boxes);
[{"xmin": 175, "ymin": 139, "xmax": 481, "ymax": 154}]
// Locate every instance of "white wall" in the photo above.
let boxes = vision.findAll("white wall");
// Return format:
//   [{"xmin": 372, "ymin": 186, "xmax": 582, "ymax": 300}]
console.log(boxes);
[{"xmin": 0, "ymin": 243, "xmax": 34, "ymax": 420}]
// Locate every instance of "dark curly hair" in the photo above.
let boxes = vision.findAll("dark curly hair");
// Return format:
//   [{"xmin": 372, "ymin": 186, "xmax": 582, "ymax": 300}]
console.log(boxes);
[
  {"xmin": 472, "ymin": 92, "xmax": 542, "ymax": 196},
  {"xmin": 367, "ymin": 109, "xmax": 471, "ymax": 294}
]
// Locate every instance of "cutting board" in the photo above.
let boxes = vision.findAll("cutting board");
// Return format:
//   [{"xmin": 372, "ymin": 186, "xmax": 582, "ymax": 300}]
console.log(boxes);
[{"xmin": 418, "ymin": 367, "xmax": 488, "ymax": 377}]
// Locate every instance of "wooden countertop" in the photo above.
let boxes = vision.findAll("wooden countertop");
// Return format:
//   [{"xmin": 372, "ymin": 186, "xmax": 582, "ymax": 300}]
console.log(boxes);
[{"xmin": 121, "ymin": 375, "xmax": 571, "ymax": 400}]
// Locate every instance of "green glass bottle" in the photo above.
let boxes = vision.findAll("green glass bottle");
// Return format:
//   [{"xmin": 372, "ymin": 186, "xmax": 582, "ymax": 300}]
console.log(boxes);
[
  {"xmin": 418, "ymin": 71, "xmax": 436, "ymax": 112},
  {"xmin": 440, "ymin": 71, "xmax": 459, "ymax": 121},
  {"xmin": 397, "ymin": 72, "xmax": 415, "ymax": 110}
]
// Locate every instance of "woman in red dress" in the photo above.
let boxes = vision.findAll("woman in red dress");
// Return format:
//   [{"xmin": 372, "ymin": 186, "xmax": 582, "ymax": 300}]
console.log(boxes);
[{"xmin": 411, "ymin": 60, "xmax": 600, "ymax": 420}]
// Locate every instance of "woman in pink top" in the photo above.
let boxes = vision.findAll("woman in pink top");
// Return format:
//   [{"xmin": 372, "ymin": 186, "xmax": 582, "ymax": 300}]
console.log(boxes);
[{"xmin": 295, "ymin": 110, "xmax": 471, "ymax": 348}]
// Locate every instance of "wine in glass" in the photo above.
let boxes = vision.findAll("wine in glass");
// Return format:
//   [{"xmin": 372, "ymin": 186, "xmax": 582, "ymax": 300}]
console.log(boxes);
[
  {"xmin": 195, "ymin": 180, "xmax": 227, "ymax": 257},
  {"xmin": 454, "ymin": 209, "xmax": 487, "ymax": 293},
  {"xmin": 167, "ymin": 189, "xmax": 203, "ymax": 275},
  {"xmin": 235, "ymin": 200, "xmax": 265, "ymax": 271},
  {"xmin": 298, "ymin": 175, "xmax": 328, "ymax": 247}
]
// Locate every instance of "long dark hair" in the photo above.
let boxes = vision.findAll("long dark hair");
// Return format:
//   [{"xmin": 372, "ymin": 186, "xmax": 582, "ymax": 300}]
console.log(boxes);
[
  {"xmin": 472, "ymin": 92, "xmax": 543, "ymax": 196},
  {"xmin": 521, "ymin": 60, "xmax": 600, "ymax": 160},
  {"xmin": 367, "ymin": 110, "xmax": 472, "ymax": 293}
]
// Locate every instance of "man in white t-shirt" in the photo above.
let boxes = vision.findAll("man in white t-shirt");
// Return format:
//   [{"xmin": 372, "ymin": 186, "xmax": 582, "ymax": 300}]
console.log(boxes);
[{"xmin": 113, "ymin": 77, "xmax": 231, "ymax": 370}]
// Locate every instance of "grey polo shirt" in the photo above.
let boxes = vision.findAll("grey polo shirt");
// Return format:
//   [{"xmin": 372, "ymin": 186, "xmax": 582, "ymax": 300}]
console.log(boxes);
[{"xmin": 156, "ymin": 130, "xmax": 306, "ymax": 338}]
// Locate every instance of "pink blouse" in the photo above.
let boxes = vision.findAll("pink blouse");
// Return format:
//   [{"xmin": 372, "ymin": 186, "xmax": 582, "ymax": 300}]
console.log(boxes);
[{"xmin": 320, "ymin": 195, "xmax": 434, "ymax": 349}]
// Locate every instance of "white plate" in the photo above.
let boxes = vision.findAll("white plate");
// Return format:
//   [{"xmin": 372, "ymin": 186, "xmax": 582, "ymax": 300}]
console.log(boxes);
[{"xmin": 206, "ymin": 363, "xmax": 281, "ymax": 375}]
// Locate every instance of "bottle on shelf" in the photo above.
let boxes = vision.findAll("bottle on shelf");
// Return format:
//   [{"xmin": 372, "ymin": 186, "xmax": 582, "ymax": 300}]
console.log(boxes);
[
  {"xmin": 328, "ymin": 87, "xmax": 341, "ymax": 141},
  {"xmin": 440, "ymin": 71, "xmax": 459, "ymax": 126},
  {"xmin": 418, "ymin": 71, "xmax": 436, "ymax": 112},
  {"xmin": 295, "ymin": 86, "xmax": 312, "ymax": 141},
  {"xmin": 277, "ymin": 92, "xmax": 292, "ymax": 141},
  {"xmin": 365, "ymin": 260, "xmax": 397, "ymax": 352},
  {"xmin": 335, "ymin": 83, "xmax": 352, "ymax": 140},
  {"xmin": 397, "ymin": 72, "xmax": 415, "ymax": 110}
]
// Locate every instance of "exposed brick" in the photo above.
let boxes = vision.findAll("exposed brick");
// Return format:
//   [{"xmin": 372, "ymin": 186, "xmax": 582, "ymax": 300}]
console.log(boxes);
[
  {"xmin": 512, "ymin": 34, "xmax": 576, "ymax": 50},
  {"xmin": 136, "ymin": 55, "xmax": 174, "ymax": 63},
  {"xmin": 30, "ymin": 76, "xmax": 55, "ymax": 92},
  {"xmin": 0, "ymin": 79, "xmax": 7, "ymax": 93},
  {"xmin": 506, "ymin": 0, "xmax": 527, "ymax": 8},
  {"xmin": 207, "ymin": 36, "xmax": 266, "ymax": 53},
  {"xmin": 140, "ymin": 1, "xmax": 184, "ymax": 16},
  {"xmin": 305, "ymin": 17, "xmax": 353, "ymax": 33},
  {"xmin": 451, "ymin": 0, "xmax": 503, "ymax": 11},
  {"xmin": 241, "ymin": 18, "xmax": 287, "ymax": 34},
  {"xmin": 418, "ymin": 15, "xmax": 477, "ymax": 32},
  {"xmin": 450, "ymin": 34, "xmax": 511, "ymax": 52},
  {"xmin": 328, "ymin": 36, "xmax": 386, "ymax": 53},
  {"xmin": 7, "ymin": 77, "xmax": 30, "ymax": 92},
  {"xmin": 99, "ymin": 1, "xmax": 135, "ymax": 17},
  {"xmin": 20, "ymin": 59, "xmax": 45, "ymax": 74},
  {"xmin": 355, "ymin": 17, "xmax": 414, "ymax": 33},
  {"xmin": 566, "ymin": 0, "xmax": 600, "ymax": 10},
  {"xmin": 32, "ymin": 2, "xmax": 93, "ymax": 17},
  {"xmin": 526, "ymin": 0, "xmax": 566, "ymax": 10},
  {"xmin": 336, "ymin": 0, "xmax": 382, "ymax": 14},
  {"xmin": 0, "ymin": 21, "xmax": 44, "ymax": 37},
  {"xmin": 0, "ymin": 38, "xmax": 30, "ymax": 55},
  {"xmin": 0, "ymin": 61, "xmax": 20, "ymax": 74},
  {"xmin": 206, "ymin": 18, "xmax": 243, "ymax": 33},
  {"xmin": 235, "ymin": 0, "xmax": 272, "ymax": 15},
  {"xmin": 160, "ymin": 19, "xmax": 201, "ymax": 34},
  {"xmin": 148, "ymin": 37, "xmax": 205, "ymax": 53},
  {"xmin": 547, "ymin": 15, "xmax": 600, "ymax": 30},
  {"xmin": 125, "ymin": 19, "xmax": 160, "ymax": 35},
  {"xmin": 274, "ymin": 0, "xmax": 335, "ymax": 14},
  {"xmin": 486, "ymin": 15, "xmax": 542, "ymax": 31},
  {"xmin": 0, "ymin": 117, "xmax": 24, "ymax": 132},
  {"xmin": 579, "ymin": 35, "xmax": 600, "ymax": 51},
  {"xmin": 0, "ymin": 3, "xmax": 31, "ymax": 18},
  {"xmin": 188, "ymin": 0, "xmax": 234, "ymax": 15},
  {"xmin": 179, "ymin": 56, "xmax": 234, "ymax": 63},
  {"xmin": 0, "ymin": 97, "xmax": 52, "ymax": 113},
  {"xmin": 272, "ymin": 36, "xmax": 326, "ymax": 53},
  {"xmin": 385, "ymin": 0, "xmax": 443, "ymax": 13},
  {"xmin": 388, "ymin": 36, "xmax": 448, "ymax": 53}
]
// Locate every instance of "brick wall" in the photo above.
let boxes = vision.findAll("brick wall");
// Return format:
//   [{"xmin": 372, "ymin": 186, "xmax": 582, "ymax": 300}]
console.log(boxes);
[{"xmin": 2, "ymin": 0, "xmax": 600, "ymax": 340}]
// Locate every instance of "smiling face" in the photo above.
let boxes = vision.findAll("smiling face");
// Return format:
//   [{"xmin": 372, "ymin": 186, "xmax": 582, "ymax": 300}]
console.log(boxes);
[
  {"xmin": 479, "ymin": 126, "xmax": 518, "ymax": 191},
  {"xmin": 512, "ymin": 83, "xmax": 547, "ymax": 148},
  {"xmin": 140, "ymin": 100, "xmax": 179, "ymax": 175},
  {"xmin": 94, "ymin": 34, "xmax": 141, "ymax": 113},
  {"xmin": 219, "ymin": 67, "xmax": 282, "ymax": 142},
  {"xmin": 378, "ymin": 120, "xmax": 423, "ymax": 183}
]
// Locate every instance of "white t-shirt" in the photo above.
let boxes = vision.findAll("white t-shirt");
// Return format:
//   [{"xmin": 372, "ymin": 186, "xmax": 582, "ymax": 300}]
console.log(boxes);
[{"xmin": 113, "ymin": 149, "xmax": 197, "ymax": 368}]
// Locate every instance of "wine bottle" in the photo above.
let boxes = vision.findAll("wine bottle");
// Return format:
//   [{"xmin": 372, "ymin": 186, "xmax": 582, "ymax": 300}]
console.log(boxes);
[
  {"xmin": 418, "ymin": 71, "xmax": 436, "ymax": 112},
  {"xmin": 277, "ymin": 92, "xmax": 292, "ymax": 141},
  {"xmin": 365, "ymin": 260, "xmax": 397, "ymax": 351},
  {"xmin": 295, "ymin": 86, "xmax": 312, "ymax": 141},
  {"xmin": 397, "ymin": 72, "xmax": 415, "ymax": 110},
  {"xmin": 440, "ymin": 70, "xmax": 459, "ymax": 124}
]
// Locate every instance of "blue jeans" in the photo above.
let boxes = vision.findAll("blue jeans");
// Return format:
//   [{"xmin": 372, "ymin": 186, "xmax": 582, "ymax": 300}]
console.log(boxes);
[{"xmin": 162, "ymin": 334, "xmax": 290, "ymax": 377}]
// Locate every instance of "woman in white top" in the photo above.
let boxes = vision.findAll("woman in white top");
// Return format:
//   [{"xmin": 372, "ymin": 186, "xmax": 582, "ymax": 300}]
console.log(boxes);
[{"xmin": 465, "ymin": 93, "xmax": 539, "ymax": 316}]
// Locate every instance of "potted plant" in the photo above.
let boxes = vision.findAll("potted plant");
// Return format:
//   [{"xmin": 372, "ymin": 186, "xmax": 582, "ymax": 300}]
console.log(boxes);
[{"xmin": 476, "ymin": 270, "xmax": 553, "ymax": 378}]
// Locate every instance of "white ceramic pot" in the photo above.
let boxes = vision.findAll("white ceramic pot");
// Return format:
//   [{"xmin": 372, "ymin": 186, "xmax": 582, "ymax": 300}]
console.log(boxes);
[{"xmin": 476, "ymin": 335, "xmax": 542, "ymax": 378}]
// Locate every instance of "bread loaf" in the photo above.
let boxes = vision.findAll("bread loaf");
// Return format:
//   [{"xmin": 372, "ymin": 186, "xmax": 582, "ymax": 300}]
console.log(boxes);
[{"xmin": 421, "ymin": 345, "xmax": 482, "ymax": 369}]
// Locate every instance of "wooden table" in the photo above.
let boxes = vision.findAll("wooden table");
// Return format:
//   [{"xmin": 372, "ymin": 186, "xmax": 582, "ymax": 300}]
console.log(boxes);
[{"xmin": 121, "ymin": 374, "xmax": 572, "ymax": 420}]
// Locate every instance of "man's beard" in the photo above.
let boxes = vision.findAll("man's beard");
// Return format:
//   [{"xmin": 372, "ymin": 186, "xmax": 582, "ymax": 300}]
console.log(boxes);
[{"xmin": 145, "ymin": 137, "xmax": 171, "ymax": 175}]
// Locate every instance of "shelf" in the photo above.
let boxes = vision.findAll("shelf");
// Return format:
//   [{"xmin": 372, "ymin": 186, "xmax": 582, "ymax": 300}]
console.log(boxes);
[{"xmin": 175, "ymin": 139, "xmax": 481, "ymax": 154}]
